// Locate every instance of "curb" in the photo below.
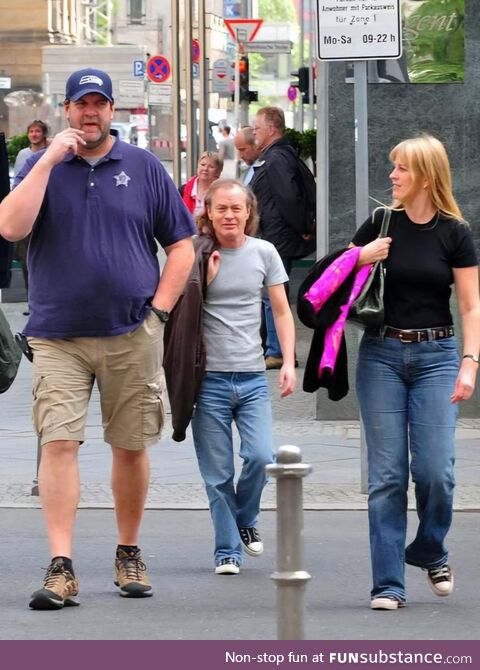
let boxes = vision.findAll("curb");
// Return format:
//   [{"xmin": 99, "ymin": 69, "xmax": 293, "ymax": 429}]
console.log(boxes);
[{"xmin": 2, "ymin": 483, "xmax": 480, "ymax": 512}]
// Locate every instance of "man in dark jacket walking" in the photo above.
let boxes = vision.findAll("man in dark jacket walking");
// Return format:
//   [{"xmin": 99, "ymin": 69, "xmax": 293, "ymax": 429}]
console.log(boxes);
[{"xmin": 250, "ymin": 106, "xmax": 314, "ymax": 369}]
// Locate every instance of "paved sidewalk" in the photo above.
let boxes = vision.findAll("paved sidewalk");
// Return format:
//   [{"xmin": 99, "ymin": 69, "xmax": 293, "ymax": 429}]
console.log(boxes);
[{"xmin": 1, "ymin": 301, "xmax": 479, "ymax": 510}]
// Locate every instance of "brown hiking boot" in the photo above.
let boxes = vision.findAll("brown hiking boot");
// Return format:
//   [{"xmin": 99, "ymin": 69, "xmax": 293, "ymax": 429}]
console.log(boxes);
[
  {"xmin": 29, "ymin": 558, "xmax": 79, "ymax": 610},
  {"xmin": 265, "ymin": 356, "xmax": 284, "ymax": 370},
  {"xmin": 114, "ymin": 547, "xmax": 153, "ymax": 598}
]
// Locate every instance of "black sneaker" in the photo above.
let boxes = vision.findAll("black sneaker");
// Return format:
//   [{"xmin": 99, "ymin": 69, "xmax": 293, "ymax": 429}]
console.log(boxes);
[
  {"xmin": 215, "ymin": 558, "xmax": 240, "ymax": 575},
  {"xmin": 426, "ymin": 563, "xmax": 454, "ymax": 597},
  {"xmin": 29, "ymin": 558, "xmax": 80, "ymax": 610},
  {"xmin": 114, "ymin": 547, "xmax": 153, "ymax": 598},
  {"xmin": 239, "ymin": 526, "xmax": 263, "ymax": 556}
]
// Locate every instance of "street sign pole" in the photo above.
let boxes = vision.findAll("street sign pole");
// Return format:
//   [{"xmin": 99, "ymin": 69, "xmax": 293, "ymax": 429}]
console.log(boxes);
[
  {"xmin": 171, "ymin": 0, "xmax": 181, "ymax": 185},
  {"xmin": 354, "ymin": 60, "xmax": 369, "ymax": 227},
  {"xmin": 239, "ymin": 0, "xmax": 251, "ymax": 128},
  {"xmin": 316, "ymin": 60, "xmax": 329, "ymax": 262},
  {"xmin": 198, "ymin": 0, "xmax": 207, "ymax": 155},
  {"xmin": 299, "ymin": 0, "xmax": 304, "ymax": 131},
  {"xmin": 234, "ymin": 39, "xmax": 242, "ymax": 131},
  {"xmin": 353, "ymin": 59, "xmax": 370, "ymax": 494},
  {"xmin": 308, "ymin": 0, "xmax": 315, "ymax": 130},
  {"xmin": 185, "ymin": 0, "xmax": 195, "ymax": 178}
]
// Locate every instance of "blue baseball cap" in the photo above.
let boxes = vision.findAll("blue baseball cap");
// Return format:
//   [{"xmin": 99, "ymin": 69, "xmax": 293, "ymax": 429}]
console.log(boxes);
[{"xmin": 65, "ymin": 68, "xmax": 114, "ymax": 102}]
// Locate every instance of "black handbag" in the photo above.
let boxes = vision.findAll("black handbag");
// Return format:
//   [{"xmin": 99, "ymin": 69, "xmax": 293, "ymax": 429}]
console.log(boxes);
[
  {"xmin": 348, "ymin": 207, "xmax": 391, "ymax": 329},
  {"xmin": 0, "ymin": 306, "xmax": 22, "ymax": 393}
]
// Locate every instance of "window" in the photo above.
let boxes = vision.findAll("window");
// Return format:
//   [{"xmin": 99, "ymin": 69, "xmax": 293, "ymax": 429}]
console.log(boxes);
[{"xmin": 128, "ymin": 0, "xmax": 146, "ymax": 25}]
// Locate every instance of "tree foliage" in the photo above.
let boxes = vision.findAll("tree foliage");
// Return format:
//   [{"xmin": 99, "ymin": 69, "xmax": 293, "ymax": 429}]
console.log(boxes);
[
  {"xmin": 284, "ymin": 127, "xmax": 316, "ymax": 163},
  {"xmin": 258, "ymin": 0, "xmax": 296, "ymax": 23},
  {"xmin": 6, "ymin": 133, "xmax": 29, "ymax": 166}
]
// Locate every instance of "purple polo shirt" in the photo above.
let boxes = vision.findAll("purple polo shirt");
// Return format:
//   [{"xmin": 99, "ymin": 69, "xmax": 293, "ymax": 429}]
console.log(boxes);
[{"xmin": 15, "ymin": 138, "xmax": 196, "ymax": 338}]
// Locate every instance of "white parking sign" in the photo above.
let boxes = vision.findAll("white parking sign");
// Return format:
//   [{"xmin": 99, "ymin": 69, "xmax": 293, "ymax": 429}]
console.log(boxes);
[
  {"xmin": 317, "ymin": 0, "xmax": 402, "ymax": 61},
  {"xmin": 212, "ymin": 59, "xmax": 232, "ymax": 95}
]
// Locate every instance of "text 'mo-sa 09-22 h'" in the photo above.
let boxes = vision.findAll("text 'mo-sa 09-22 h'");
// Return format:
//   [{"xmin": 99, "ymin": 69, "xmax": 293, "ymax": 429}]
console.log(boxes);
[{"xmin": 316, "ymin": 0, "xmax": 402, "ymax": 61}]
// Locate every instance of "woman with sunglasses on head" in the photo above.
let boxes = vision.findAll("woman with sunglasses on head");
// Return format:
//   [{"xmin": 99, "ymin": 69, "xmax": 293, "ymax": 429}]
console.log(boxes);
[{"xmin": 351, "ymin": 134, "xmax": 480, "ymax": 610}]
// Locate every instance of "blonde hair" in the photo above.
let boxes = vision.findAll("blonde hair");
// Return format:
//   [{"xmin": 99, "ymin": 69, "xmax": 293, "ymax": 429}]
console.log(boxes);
[
  {"xmin": 196, "ymin": 179, "xmax": 259, "ymax": 238},
  {"xmin": 197, "ymin": 151, "xmax": 223, "ymax": 175},
  {"xmin": 389, "ymin": 134, "xmax": 462, "ymax": 220}
]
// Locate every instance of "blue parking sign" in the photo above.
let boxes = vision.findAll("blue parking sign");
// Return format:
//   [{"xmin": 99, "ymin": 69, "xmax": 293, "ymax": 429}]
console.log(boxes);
[{"xmin": 133, "ymin": 60, "xmax": 145, "ymax": 77}]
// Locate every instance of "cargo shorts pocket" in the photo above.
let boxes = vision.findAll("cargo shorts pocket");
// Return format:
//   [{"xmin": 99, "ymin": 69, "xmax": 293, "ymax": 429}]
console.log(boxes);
[
  {"xmin": 142, "ymin": 379, "xmax": 165, "ymax": 442},
  {"xmin": 32, "ymin": 374, "xmax": 47, "ymax": 433}
]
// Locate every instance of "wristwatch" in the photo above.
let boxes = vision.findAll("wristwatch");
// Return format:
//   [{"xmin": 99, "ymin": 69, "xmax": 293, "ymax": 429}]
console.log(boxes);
[
  {"xmin": 151, "ymin": 306, "xmax": 170, "ymax": 323},
  {"xmin": 463, "ymin": 354, "xmax": 479, "ymax": 363}
]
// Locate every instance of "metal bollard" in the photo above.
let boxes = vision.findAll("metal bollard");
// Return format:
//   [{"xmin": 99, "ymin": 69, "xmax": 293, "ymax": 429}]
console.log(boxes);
[
  {"xmin": 31, "ymin": 436, "xmax": 41, "ymax": 496},
  {"xmin": 267, "ymin": 445, "xmax": 312, "ymax": 640}
]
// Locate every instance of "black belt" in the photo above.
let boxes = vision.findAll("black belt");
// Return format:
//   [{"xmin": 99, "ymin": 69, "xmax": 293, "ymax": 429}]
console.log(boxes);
[{"xmin": 383, "ymin": 325, "xmax": 455, "ymax": 343}]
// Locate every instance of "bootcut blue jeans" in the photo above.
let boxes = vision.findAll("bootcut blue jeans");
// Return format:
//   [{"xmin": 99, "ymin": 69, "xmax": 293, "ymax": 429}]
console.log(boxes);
[
  {"xmin": 192, "ymin": 372, "xmax": 275, "ymax": 566},
  {"xmin": 356, "ymin": 332, "xmax": 459, "ymax": 602}
]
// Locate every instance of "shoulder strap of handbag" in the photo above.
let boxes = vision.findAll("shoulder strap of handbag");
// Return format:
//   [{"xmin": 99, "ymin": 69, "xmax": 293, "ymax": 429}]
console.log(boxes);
[{"xmin": 374, "ymin": 207, "xmax": 391, "ymax": 238}]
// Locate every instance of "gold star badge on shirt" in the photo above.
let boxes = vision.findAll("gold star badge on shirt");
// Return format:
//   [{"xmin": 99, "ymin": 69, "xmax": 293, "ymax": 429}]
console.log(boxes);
[{"xmin": 113, "ymin": 171, "xmax": 131, "ymax": 187}]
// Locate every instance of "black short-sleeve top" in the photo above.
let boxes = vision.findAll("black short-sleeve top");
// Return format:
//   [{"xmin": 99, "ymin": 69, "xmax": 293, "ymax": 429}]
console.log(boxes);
[{"xmin": 351, "ymin": 209, "xmax": 478, "ymax": 329}]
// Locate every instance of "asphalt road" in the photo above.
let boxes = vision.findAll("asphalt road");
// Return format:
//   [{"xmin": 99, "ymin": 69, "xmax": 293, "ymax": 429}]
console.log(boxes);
[{"xmin": 1, "ymin": 509, "xmax": 478, "ymax": 641}]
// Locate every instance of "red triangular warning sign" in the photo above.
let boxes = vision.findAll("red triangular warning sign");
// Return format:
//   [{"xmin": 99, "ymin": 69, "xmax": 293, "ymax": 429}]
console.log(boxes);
[{"xmin": 224, "ymin": 19, "xmax": 263, "ymax": 43}]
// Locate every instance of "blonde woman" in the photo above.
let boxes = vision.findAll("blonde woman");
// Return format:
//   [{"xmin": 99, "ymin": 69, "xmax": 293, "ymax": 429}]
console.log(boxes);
[
  {"xmin": 351, "ymin": 135, "xmax": 480, "ymax": 610},
  {"xmin": 180, "ymin": 151, "xmax": 223, "ymax": 216}
]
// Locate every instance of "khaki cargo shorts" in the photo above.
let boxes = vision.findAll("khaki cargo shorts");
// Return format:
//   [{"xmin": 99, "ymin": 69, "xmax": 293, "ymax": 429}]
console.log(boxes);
[{"xmin": 28, "ymin": 312, "xmax": 165, "ymax": 450}]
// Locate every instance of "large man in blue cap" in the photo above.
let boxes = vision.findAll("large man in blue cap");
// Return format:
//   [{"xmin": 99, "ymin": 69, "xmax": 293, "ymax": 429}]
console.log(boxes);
[{"xmin": 0, "ymin": 68, "xmax": 196, "ymax": 609}]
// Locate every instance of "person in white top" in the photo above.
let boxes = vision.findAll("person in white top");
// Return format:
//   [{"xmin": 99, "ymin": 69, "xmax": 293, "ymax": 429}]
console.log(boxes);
[{"xmin": 233, "ymin": 126, "xmax": 261, "ymax": 185}]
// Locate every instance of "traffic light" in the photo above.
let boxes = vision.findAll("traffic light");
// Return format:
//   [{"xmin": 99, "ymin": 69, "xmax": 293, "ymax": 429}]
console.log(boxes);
[
  {"xmin": 233, "ymin": 55, "xmax": 258, "ymax": 103},
  {"xmin": 239, "ymin": 55, "xmax": 249, "ymax": 102},
  {"xmin": 290, "ymin": 66, "xmax": 315, "ymax": 105},
  {"xmin": 298, "ymin": 66, "xmax": 309, "ymax": 100}
]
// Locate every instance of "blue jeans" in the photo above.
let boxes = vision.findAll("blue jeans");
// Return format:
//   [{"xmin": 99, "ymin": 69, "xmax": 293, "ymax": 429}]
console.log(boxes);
[
  {"xmin": 356, "ymin": 333, "xmax": 459, "ymax": 602},
  {"xmin": 263, "ymin": 257, "xmax": 292, "ymax": 358},
  {"xmin": 191, "ymin": 372, "xmax": 275, "ymax": 565}
]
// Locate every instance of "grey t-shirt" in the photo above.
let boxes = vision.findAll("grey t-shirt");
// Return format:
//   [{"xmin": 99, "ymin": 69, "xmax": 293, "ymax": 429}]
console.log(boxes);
[
  {"xmin": 204, "ymin": 236, "xmax": 288, "ymax": 371},
  {"xmin": 13, "ymin": 147, "xmax": 34, "ymax": 177}
]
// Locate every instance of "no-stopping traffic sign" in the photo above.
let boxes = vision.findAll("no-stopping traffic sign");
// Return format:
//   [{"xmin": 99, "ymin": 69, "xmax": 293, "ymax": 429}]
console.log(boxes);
[{"xmin": 146, "ymin": 55, "xmax": 171, "ymax": 83}]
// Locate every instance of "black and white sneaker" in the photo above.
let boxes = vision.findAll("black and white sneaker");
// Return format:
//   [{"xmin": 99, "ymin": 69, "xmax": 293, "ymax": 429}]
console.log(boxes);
[
  {"xmin": 426, "ymin": 563, "xmax": 454, "ymax": 596},
  {"xmin": 215, "ymin": 558, "xmax": 240, "ymax": 575},
  {"xmin": 239, "ymin": 526, "xmax": 263, "ymax": 556}
]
